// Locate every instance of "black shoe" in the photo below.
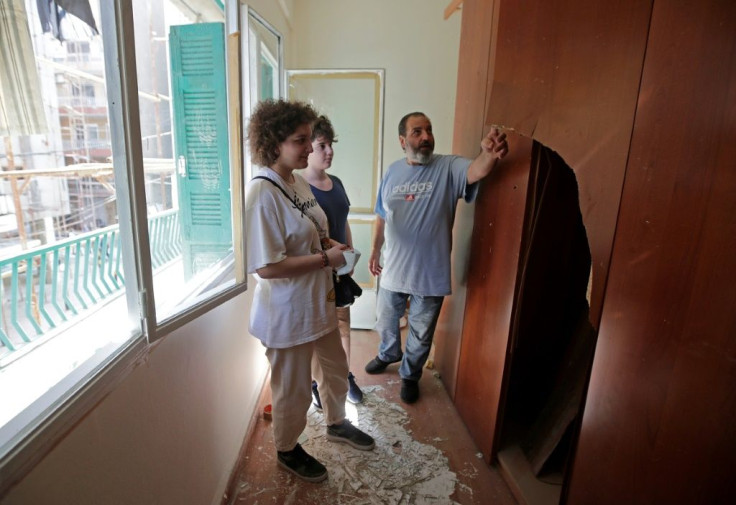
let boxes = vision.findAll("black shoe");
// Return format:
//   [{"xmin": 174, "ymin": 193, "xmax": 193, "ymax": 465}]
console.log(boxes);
[
  {"xmin": 400, "ymin": 379, "xmax": 419, "ymax": 404},
  {"xmin": 326, "ymin": 419, "xmax": 375, "ymax": 450},
  {"xmin": 311, "ymin": 380, "xmax": 322, "ymax": 410},
  {"xmin": 347, "ymin": 372, "xmax": 363, "ymax": 404},
  {"xmin": 365, "ymin": 354, "xmax": 402, "ymax": 374},
  {"xmin": 277, "ymin": 443, "xmax": 328, "ymax": 482}
]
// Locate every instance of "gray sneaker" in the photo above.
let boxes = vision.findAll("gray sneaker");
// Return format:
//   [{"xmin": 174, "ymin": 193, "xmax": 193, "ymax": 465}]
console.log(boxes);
[{"xmin": 326, "ymin": 420, "xmax": 375, "ymax": 450}]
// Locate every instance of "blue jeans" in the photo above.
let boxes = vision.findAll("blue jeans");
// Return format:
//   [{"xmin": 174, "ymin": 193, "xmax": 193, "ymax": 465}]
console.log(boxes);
[{"xmin": 375, "ymin": 287, "xmax": 444, "ymax": 381}]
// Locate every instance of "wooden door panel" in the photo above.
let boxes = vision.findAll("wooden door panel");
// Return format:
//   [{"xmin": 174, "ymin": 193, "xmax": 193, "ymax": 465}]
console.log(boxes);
[
  {"xmin": 567, "ymin": 0, "xmax": 736, "ymax": 503},
  {"xmin": 454, "ymin": 0, "xmax": 652, "ymax": 463},
  {"xmin": 435, "ymin": 0, "xmax": 498, "ymax": 399},
  {"xmin": 455, "ymin": 133, "xmax": 532, "ymax": 461},
  {"xmin": 486, "ymin": 0, "xmax": 652, "ymax": 327}
]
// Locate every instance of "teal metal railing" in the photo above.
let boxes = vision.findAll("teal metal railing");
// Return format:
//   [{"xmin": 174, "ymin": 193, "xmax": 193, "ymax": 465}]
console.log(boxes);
[{"xmin": 0, "ymin": 210, "xmax": 180, "ymax": 355}]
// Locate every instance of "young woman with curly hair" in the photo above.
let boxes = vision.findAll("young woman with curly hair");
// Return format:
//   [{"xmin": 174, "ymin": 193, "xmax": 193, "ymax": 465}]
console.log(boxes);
[{"xmin": 244, "ymin": 99, "xmax": 374, "ymax": 483}]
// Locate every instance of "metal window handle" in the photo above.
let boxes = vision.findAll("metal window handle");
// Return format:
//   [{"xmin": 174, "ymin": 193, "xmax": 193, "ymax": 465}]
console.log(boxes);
[{"xmin": 177, "ymin": 155, "xmax": 187, "ymax": 177}]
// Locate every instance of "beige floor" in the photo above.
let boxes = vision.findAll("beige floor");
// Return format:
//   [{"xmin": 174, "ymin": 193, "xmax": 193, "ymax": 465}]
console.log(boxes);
[{"xmin": 225, "ymin": 328, "xmax": 519, "ymax": 505}]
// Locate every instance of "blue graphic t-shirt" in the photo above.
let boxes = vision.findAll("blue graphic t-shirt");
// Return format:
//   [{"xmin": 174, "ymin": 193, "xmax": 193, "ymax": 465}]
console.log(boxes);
[{"xmin": 375, "ymin": 154, "xmax": 476, "ymax": 296}]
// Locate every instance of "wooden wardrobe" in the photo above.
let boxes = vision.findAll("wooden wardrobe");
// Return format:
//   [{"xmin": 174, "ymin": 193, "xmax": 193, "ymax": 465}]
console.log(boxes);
[{"xmin": 440, "ymin": 1, "xmax": 736, "ymax": 503}]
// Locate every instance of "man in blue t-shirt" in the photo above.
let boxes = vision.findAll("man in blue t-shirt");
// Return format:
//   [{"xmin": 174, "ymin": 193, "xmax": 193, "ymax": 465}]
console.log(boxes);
[{"xmin": 365, "ymin": 112, "xmax": 509, "ymax": 403}]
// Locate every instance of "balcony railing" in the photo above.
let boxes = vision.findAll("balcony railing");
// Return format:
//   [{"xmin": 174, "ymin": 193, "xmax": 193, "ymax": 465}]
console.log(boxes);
[{"xmin": 0, "ymin": 210, "xmax": 181, "ymax": 358}]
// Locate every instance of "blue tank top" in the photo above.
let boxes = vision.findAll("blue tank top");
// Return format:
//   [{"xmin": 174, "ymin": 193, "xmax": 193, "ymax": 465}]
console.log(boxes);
[{"xmin": 309, "ymin": 175, "xmax": 351, "ymax": 245}]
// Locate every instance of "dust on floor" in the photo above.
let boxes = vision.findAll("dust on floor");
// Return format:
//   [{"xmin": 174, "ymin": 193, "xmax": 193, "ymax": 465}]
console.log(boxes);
[{"xmin": 235, "ymin": 385, "xmax": 465, "ymax": 504}]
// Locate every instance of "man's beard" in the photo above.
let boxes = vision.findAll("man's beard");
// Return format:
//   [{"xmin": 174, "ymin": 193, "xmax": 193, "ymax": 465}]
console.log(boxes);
[{"xmin": 406, "ymin": 144, "xmax": 434, "ymax": 165}]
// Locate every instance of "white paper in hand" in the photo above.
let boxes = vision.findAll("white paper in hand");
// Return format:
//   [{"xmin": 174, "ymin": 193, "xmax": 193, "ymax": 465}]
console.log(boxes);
[{"xmin": 335, "ymin": 248, "xmax": 361, "ymax": 276}]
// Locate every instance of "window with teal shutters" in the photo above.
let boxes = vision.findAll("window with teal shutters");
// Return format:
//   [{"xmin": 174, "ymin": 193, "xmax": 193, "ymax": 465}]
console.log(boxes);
[{"xmin": 169, "ymin": 22, "xmax": 232, "ymax": 280}]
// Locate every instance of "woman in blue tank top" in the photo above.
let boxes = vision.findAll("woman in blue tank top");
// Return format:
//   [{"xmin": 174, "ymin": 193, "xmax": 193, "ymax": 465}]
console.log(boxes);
[{"xmin": 302, "ymin": 115, "xmax": 364, "ymax": 406}]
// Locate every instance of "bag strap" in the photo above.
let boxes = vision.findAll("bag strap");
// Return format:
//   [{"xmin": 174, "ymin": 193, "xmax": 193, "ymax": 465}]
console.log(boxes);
[
  {"xmin": 252, "ymin": 175, "xmax": 330, "ymax": 249},
  {"xmin": 252, "ymin": 175, "xmax": 295, "ymax": 204}
]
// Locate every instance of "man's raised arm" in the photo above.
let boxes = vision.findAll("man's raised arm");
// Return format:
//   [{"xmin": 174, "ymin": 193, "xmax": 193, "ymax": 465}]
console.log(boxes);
[{"xmin": 466, "ymin": 127, "xmax": 509, "ymax": 185}]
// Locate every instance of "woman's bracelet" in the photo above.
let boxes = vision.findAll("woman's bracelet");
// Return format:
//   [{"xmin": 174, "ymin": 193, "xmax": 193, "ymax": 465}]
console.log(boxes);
[{"xmin": 318, "ymin": 249, "xmax": 330, "ymax": 268}]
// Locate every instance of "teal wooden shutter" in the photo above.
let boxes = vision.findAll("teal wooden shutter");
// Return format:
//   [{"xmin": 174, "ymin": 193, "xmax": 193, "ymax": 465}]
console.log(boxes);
[{"xmin": 169, "ymin": 22, "xmax": 232, "ymax": 279}]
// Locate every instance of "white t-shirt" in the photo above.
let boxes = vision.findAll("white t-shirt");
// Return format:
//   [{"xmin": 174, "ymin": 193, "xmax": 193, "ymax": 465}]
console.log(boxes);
[{"xmin": 245, "ymin": 168, "xmax": 337, "ymax": 348}]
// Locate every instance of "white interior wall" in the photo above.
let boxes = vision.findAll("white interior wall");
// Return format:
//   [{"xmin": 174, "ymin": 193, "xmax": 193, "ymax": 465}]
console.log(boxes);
[
  {"xmin": 2, "ymin": 287, "xmax": 266, "ymax": 505},
  {"xmin": 291, "ymin": 0, "xmax": 463, "ymax": 166},
  {"xmin": 1, "ymin": 2, "xmax": 463, "ymax": 503}
]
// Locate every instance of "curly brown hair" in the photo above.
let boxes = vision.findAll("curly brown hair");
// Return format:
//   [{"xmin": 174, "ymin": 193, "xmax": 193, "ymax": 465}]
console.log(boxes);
[
  {"xmin": 311, "ymin": 115, "xmax": 338, "ymax": 143},
  {"xmin": 247, "ymin": 99, "xmax": 319, "ymax": 167}
]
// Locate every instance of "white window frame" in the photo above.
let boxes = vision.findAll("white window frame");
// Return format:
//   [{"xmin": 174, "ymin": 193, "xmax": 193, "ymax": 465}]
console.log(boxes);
[
  {"xmin": 0, "ymin": 0, "xmax": 248, "ymax": 494},
  {"xmin": 242, "ymin": 6, "xmax": 284, "ymax": 182}
]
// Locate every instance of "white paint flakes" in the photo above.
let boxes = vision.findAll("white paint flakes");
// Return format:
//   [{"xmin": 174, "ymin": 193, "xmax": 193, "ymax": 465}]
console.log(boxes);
[{"xmin": 295, "ymin": 385, "xmax": 460, "ymax": 504}]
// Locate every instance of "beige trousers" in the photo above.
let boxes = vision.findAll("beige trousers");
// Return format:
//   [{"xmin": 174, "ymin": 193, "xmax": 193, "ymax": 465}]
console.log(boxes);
[
  {"xmin": 336, "ymin": 306, "xmax": 351, "ymax": 363},
  {"xmin": 265, "ymin": 327, "xmax": 349, "ymax": 452}
]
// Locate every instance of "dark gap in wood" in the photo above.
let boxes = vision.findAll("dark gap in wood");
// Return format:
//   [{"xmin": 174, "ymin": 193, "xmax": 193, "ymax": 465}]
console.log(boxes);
[{"xmin": 498, "ymin": 141, "xmax": 598, "ymax": 505}]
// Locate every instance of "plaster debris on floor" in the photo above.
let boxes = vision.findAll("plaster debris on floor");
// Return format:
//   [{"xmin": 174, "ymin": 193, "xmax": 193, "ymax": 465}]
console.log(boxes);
[{"xmin": 238, "ymin": 385, "xmax": 464, "ymax": 504}]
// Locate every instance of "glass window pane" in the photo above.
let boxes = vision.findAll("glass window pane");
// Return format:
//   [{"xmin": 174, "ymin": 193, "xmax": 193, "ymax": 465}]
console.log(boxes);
[
  {"xmin": 132, "ymin": 2, "xmax": 236, "ymax": 324},
  {"xmin": 0, "ymin": 0, "xmax": 141, "ymax": 455},
  {"xmin": 248, "ymin": 11, "xmax": 280, "ymax": 103},
  {"xmin": 347, "ymin": 220, "xmax": 376, "ymax": 290},
  {"xmin": 243, "ymin": 9, "xmax": 283, "ymax": 181}
]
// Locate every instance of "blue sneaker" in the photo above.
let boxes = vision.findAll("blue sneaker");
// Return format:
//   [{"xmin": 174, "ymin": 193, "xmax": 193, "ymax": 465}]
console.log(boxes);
[
  {"xmin": 311, "ymin": 380, "xmax": 322, "ymax": 410},
  {"xmin": 347, "ymin": 372, "xmax": 363, "ymax": 404}
]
